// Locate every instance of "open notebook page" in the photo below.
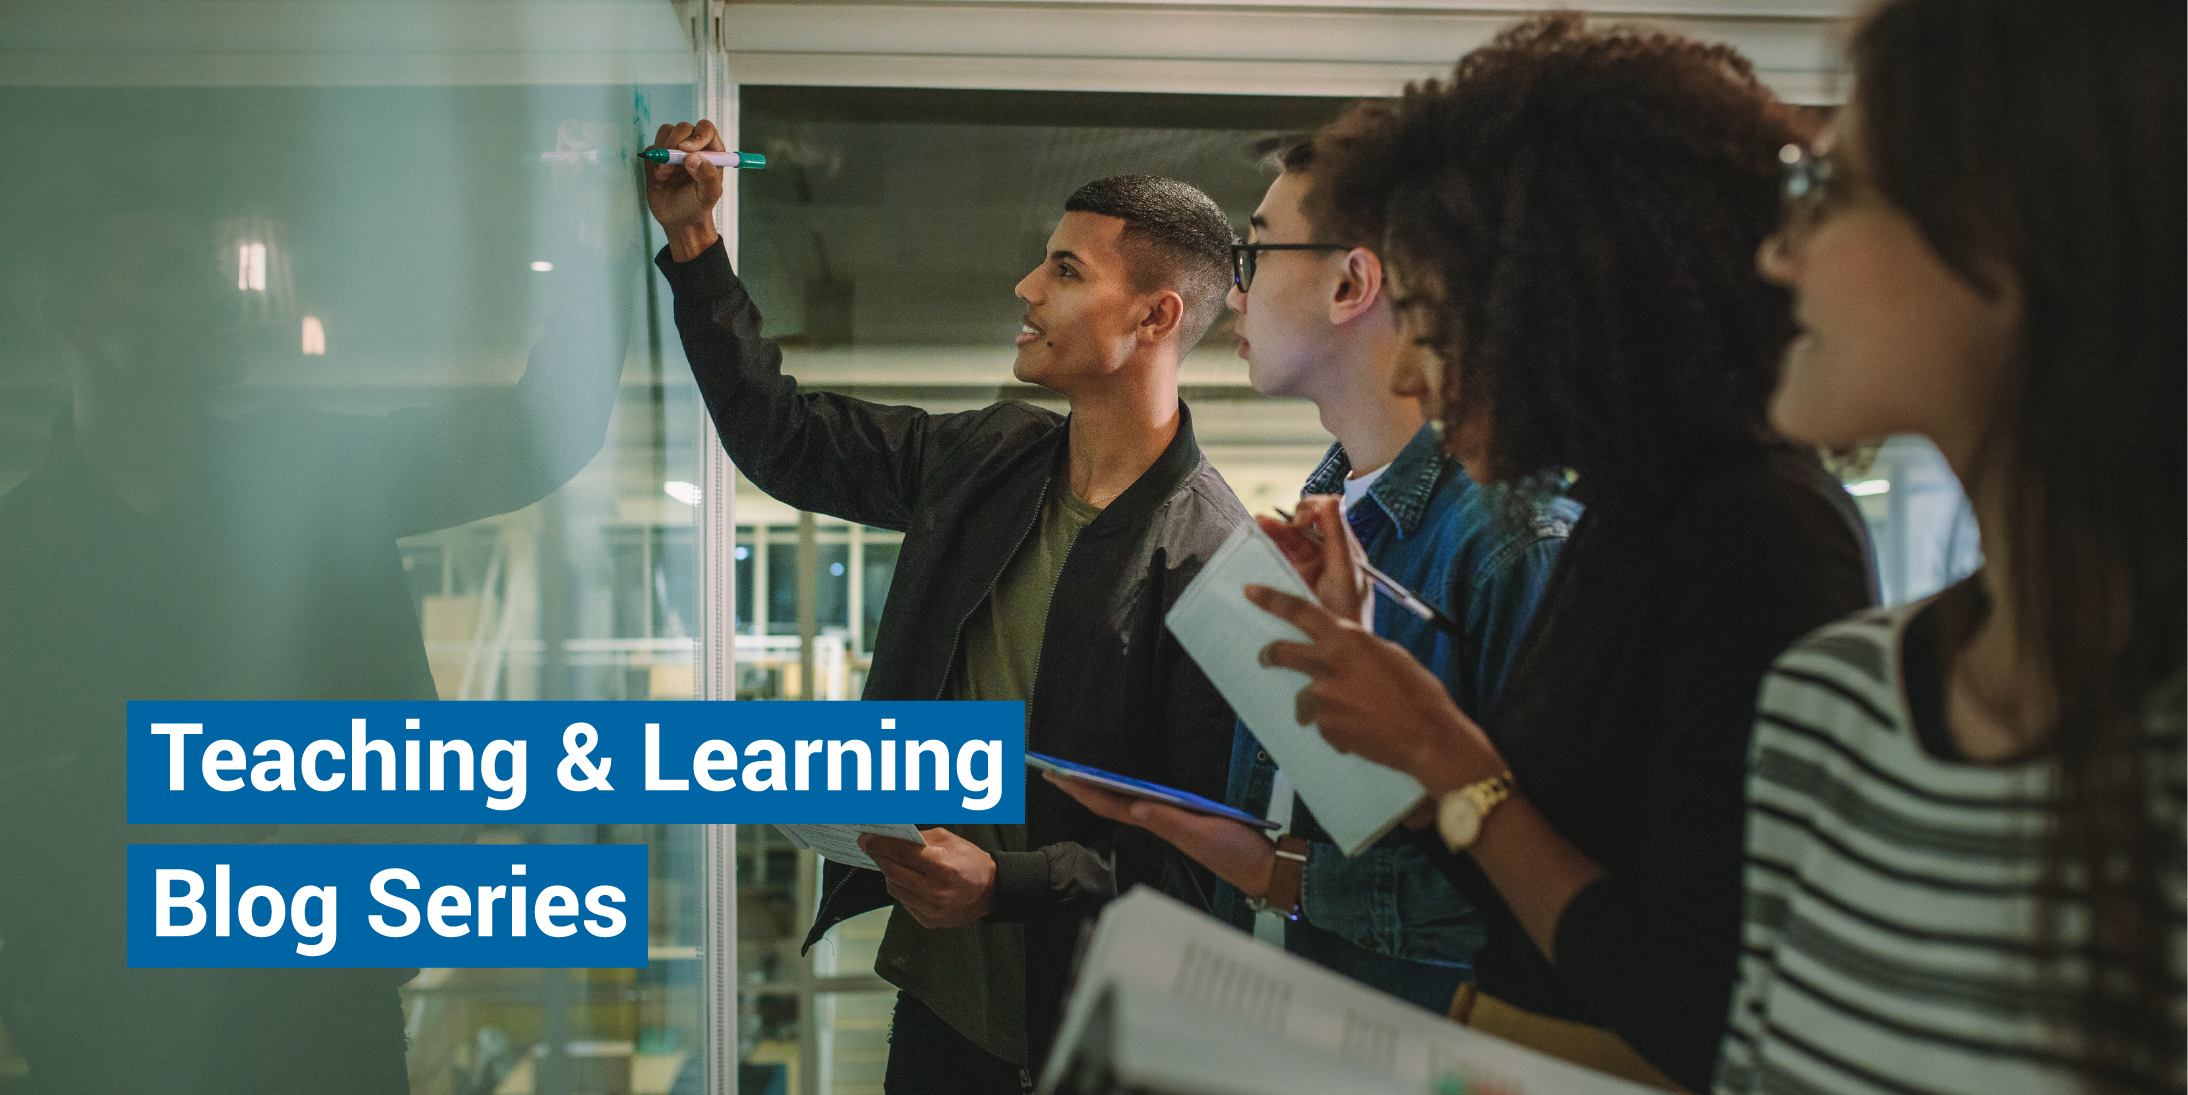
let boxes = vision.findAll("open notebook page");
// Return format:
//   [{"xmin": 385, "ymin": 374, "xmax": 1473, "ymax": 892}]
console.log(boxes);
[{"xmin": 1040, "ymin": 888, "xmax": 1662, "ymax": 1095}]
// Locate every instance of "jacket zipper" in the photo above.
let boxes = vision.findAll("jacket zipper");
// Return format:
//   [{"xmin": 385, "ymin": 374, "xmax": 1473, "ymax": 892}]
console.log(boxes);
[{"xmin": 933, "ymin": 478, "xmax": 1052, "ymax": 701}]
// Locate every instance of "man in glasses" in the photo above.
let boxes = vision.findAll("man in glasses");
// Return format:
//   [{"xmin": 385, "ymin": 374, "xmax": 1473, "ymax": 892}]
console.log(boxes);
[
  {"xmin": 644, "ymin": 121, "xmax": 1245, "ymax": 1092},
  {"xmin": 1053, "ymin": 140, "xmax": 1575, "ymax": 1012}
]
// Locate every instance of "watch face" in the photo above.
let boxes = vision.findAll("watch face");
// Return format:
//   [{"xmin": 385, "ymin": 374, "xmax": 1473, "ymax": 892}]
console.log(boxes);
[{"xmin": 1438, "ymin": 794, "xmax": 1481, "ymax": 850}]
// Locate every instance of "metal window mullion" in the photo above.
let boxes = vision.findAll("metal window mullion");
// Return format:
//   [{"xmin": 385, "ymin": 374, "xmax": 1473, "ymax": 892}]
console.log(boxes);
[{"xmin": 699, "ymin": 6, "xmax": 742, "ymax": 1095}]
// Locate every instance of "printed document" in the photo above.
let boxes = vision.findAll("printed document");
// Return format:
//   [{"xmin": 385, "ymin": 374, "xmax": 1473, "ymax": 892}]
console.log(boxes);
[
  {"xmin": 774, "ymin": 823, "xmax": 925, "ymax": 870},
  {"xmin": 1040, "ymin": 888, "xmax": 1662, "ymax": 1095}
]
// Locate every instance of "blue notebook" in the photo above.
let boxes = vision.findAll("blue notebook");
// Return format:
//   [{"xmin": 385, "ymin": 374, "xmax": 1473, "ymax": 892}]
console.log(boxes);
[{"xmin": 1027, "ymin": 751, "xmax": 1281, "ymax": 831}]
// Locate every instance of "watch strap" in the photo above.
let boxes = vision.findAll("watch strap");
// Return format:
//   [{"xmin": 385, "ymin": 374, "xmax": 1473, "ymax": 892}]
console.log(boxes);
[{"xmin": 1250, "ymin": 834, "xmax": 1311, "ymax": 921}]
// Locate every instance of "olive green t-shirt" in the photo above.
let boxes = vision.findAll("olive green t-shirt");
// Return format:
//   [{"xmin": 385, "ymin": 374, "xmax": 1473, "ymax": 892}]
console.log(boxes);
[{"xmin": 873, "ymin": 476, "xmax": 1100, "ymax": 1067}]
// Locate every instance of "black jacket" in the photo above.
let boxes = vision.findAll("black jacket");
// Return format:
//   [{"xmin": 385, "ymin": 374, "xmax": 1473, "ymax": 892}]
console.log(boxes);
[
  {"xmin": 1420, "ymin": 444, "xmax": 1875, "ymax": 1090},
  {"xmin": 656, "ymin": 241, "xmax": 1246, "ymax": 1066}
]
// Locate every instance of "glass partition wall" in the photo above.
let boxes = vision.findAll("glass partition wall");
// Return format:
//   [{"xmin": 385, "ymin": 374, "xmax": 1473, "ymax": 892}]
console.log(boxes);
[{"xmin": 0, "ymin": 4, "xmax": 714, "ymax": 1094}]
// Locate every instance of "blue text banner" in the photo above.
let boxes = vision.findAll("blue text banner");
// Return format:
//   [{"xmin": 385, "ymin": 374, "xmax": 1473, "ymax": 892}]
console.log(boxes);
[
  {"xmin": 128, "ymin": 701, "xmax": 1025, "ymax": 824},
  {"xmin": 128, "ymin": 843, "xmax": 648, "ymax": 968}
]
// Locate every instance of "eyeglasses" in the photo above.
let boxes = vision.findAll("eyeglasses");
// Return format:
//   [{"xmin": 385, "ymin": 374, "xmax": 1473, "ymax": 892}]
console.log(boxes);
[
  {"xmin": 1776, "ymin": 142, "xmax": 1839, "ymax": 239},
  {"xmin": 1230, "ymin": 241, "xmax": 1349, "ymax": 293}
]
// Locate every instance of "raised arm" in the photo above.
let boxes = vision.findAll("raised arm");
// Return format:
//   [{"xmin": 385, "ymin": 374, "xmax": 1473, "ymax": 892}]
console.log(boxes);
[{"xmin": 648, "ymin": 121, "xmax": 962, "ymax": 530}]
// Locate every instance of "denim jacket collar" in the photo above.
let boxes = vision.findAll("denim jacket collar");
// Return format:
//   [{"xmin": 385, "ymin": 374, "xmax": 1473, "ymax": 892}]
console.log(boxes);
[{"xmin": 1300, "ymin": 421, "xmax": 1450, "ymax": 538}]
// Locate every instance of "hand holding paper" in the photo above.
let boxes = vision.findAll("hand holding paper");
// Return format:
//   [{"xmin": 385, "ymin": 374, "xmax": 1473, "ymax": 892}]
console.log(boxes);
[
  {"xmin": 1244, "ymin": 584, "xmax": 1502, "ymax": 798},
  {"xmin": 1164, "ymin": 523, "xmax": 1423, "ymax": 854},
  {"xmin": 1256, "ymin": 494, "xmax": 1371, "ymax": 627},
  {"xmin": 773, "ymin": 823, "xmax": 925, "ymax": 870},
  {"xmin": 860, "ymin": 827, "xmax": 997, "ymax": 929}
]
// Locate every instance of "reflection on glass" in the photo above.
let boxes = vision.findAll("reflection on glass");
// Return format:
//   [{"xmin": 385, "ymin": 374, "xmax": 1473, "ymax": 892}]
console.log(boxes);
[{"xmin": 0, "ymin": 8, "xmax": 708, "ymax": 1092}]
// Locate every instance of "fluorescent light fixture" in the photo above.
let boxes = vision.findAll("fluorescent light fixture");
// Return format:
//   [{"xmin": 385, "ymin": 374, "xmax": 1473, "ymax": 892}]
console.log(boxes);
[
  {"xmin": 1847, "ymin": 479, "xmax": 1891, "ymax": 497},
  {"xmin": 664, "ymin": 481, "xmax": 701, "ymax": 506},
  {"xmin": 301, "ymin": 315, "xmax": 326, "ymax": 355},
  {"xmin": 530, "ymin": 260, "xmax": 554, "ymax": 272}
]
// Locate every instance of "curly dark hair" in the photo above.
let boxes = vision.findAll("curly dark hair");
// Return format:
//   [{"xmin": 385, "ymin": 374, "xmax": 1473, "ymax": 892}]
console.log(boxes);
[{"xmin": 1306, "ymin": 13, "xmax": 1807, "ymax": 504}]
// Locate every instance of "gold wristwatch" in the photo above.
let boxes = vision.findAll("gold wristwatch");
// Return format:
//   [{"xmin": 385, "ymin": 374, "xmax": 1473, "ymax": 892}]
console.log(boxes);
[{"xmin": 1436, "ymin": 771, "xmax": 1515, "ymax": 852}]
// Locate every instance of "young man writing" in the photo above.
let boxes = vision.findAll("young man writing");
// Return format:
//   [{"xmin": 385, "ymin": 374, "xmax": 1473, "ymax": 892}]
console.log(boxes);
[
  {"xmin": 643, "ymin": 121, "xmax": 1246, "ymax": 1091},
  {"xmin": 1051, "ymin": 142, "xmax": 1573, "ymax": 1012}
]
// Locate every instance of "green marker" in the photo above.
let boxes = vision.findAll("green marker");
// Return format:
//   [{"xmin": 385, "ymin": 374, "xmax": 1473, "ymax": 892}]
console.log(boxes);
[{"xmin": 641, "ymin": 148, "xmax": 767, "ymax": 169}]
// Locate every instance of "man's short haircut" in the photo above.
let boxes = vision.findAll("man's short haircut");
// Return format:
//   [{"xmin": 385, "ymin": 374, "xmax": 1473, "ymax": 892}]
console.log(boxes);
[
  {"xmin": 1063, "ymin": 175, "xmax": 1235, "ymax": 351},
  {"xmin": 1271, "ymin": 138, "xmax": 1378, "ymax": 250}
]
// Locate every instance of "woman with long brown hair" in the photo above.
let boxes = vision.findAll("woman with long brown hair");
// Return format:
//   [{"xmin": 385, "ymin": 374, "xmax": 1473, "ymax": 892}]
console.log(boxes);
[{"xmin": 1718, "ymin": 0, "xmax": 2185, "ymax": 1092}]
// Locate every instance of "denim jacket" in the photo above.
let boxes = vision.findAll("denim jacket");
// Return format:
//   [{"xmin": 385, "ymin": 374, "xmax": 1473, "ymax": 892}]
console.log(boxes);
[{"xmin": 1214, "ymin": 424, "xmax": 1576, "ymax": 974}]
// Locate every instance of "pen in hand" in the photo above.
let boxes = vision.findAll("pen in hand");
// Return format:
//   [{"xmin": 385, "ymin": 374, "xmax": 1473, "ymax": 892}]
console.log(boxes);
[{"xmin": 1273, "ymin": 506, "xmax": 1466, "ymax": 637}]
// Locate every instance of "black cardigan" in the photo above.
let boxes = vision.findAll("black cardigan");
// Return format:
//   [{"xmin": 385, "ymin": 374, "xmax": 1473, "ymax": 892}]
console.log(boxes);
[
  {"xmin": 1426, "ymin": 444, "xmax": 1875, "ymax": 1090},
  {"xmin": 655, "ymin": 240, "xmax": 1246, "ymax": 1068}
]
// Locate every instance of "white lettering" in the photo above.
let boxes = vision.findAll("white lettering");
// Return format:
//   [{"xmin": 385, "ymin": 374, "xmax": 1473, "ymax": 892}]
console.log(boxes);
[
  {"xmin": 370, "ymin": 869, "xmax": 420, "ymax": 936},
  {"xmin": 827, "ymin": 740, "xmax": 872, "ymax": 791},
  {"xmin": 645, "ymin": 723, "xmax": 688, "ymax": 791},
  {"xmin": 351, "ymin": 718, "xmax": 395, "ymax": 791},
  {"xmin": 906, "ymin": 740, "xmax": 948, "ymax": 791},
  {"xmin": 534, "ymin": 885, "xmax": 579, "ymax": 938},
  {"xmin": 694, "ymin": 740, "xmax": 737, "ymax": 791},
  {"xmin": 292, "ymin": 886, "xmax": 336, "ymax": 956},
  {"xmin": 481, "ymin": 740, "xmax": 526, "ymax": 810},
  {"xmin": 151, "ymin": 723, "xmax": 203, "ymax": 790},
  {"xmin": 202, "ymin": 739, "xmax": 246, "ymax": 792},
  {"xmin": 427, "ymin": 885, "xmax": 471, "ymax": 937},
  {"xmin": 958, "ymin": 740, "xmax": 1002, "ymax": 811},
  {"xmin": 583, "ymin": 885, "xmax": 627, "ymax": 937},
  {"xmin": 742, "ymin": 740, "xmax": 786, "ymax": 792},
  {"xmin": 155, "ymin": 869, "xmax": 205, "ymax": 935},
  {"xmin": 252, "ymin": 739, "xmax": 295, "ymax": 791},
  {"xmin": 301, "ymin": 740, "xmax": 345, "ymax": 792}
]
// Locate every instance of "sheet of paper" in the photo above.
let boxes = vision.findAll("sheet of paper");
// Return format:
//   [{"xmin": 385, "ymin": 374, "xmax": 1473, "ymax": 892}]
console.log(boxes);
[
  {"xmin": 1164, "ymin": 522, "xmax": 1425, "ymax": 855},
  {"xmin": 1040, "ymin": 888, "xmax": 1663, "ymax": 1095},
  {"xmin": 1064, "ymin": 980, "xmax": 1422, "ymax": 1095},
  {"xmin": 773, "ymin": 823, "xmax": 925, "ymax": 870}
]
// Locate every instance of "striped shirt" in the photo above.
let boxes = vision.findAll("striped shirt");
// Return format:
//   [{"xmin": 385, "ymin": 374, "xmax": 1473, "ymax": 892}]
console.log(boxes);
[{"xmin": 1717, "ymin": 599, "xmax": 2185, "ymax": 1095}]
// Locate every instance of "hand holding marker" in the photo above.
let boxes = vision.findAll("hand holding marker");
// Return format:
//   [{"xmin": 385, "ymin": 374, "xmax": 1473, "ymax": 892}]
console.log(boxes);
[{"xmin": 641, "ymin": 148, "xmax": 766, "ymax": 169}]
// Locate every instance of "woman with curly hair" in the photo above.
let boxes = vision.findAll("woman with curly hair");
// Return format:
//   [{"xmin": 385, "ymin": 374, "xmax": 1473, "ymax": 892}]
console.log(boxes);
[
  {"xmin": 1237, "ymin": 14, "xmax": 1875, "ymax": 1089},
  {"xmin": 1720, "ymin": 0, "xmax": 2184, "ymax": 1092}
]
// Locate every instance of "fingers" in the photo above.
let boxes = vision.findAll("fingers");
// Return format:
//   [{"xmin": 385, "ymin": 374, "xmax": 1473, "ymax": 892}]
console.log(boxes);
[
  {"xmin": 1044, "ymin": 772, "xmax": 1139, "ymax": 823},
  {"xmin": 857, "ymin": 833, "xmax": 934, "ymax": 874},
  {"xmin": 685, "ymin": 152, "xmax": 722, "ymax": 194},
  {"xmin": 1245, "ymin": 585, "xmax": 1344, "ymax": 641},
  {"xmin": 686, "ymin": 119, "xmax": 725, "ymax": 152},
  {"xmin": 647, "ymin": 123, "xmax": 686, "ymax": 184},
  {"xmin": 1257, "ymin": 638, "xmax": 1328, "ymax": 678},
  {"xmin": 877, "ymin": 870, "xmax": 942, "ymax": 925},
  {"xmin": 1256, "ymin": 515, "xmax": 1322, "ymax": 568},
  {"xmin": 1295, "ymin": 683, "xmax": 1321, "ymax": 728},
  {"xmin": 1300, "ymin": 494, "xmax": 1346, "ymax": 541}
]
